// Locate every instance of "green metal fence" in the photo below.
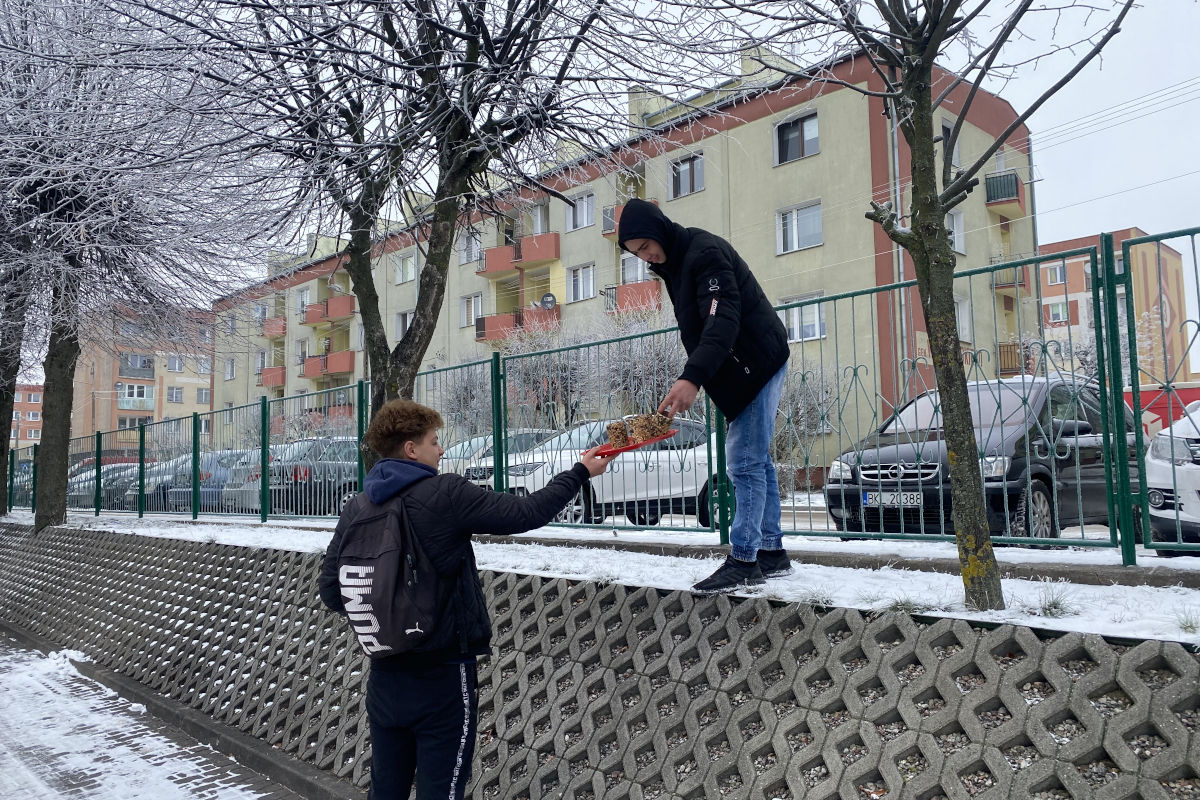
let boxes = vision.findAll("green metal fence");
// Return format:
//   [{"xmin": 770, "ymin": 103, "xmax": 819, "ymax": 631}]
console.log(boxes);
[{"xmin": 11, "ymin": 226, "xmax": 1200, "ymax": 566}]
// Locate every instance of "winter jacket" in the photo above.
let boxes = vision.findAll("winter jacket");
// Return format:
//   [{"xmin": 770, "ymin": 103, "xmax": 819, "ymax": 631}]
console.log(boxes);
[
  {"xmin": 319, "ymin": 457, "xmax": 590, "ymax": 669},
  {"xmin": 618, "ymin": 199, "xmax": 789, "ymax": 420}
]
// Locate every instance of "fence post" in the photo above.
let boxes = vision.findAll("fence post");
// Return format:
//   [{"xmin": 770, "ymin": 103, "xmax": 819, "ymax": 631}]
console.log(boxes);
[
  {"xmin": 491, "ymin": 352, "xmax": 505, "ymax": 493},
  {"xmin": 6, "ymin": 448, "xmax": 14, "ymax": 512},
  {"xmin": 713, "ymin": 406, "xmax": 731, "ymax": 546},
  {"xmin": 94, "ymin": 430, "xmax": 102, "ymax": 516},
  {"xmin": 192, "ymin": 412, "xmax": 200, "ymax": 521},
  {"xmin": 1101, "ymin": 232, "xmax": 1137, "ymax": 566},
  {"xmin": 138, "ymin": 424, "xmax": 146, "ymax": 518},
  {"xmin": 260, "ymin": 397, "xmax": 269, "ymax": 523},
  {"xmin": 31, "ymin": 444, "xmax": 37, "ymax": 514},
  {"xmin": 356, "ymin": 380, "xmax": 366, "ymax": 495}
]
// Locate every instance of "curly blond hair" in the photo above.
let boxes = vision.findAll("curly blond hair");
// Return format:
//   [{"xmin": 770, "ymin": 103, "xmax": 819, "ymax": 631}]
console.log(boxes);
[{"xmin": 363, "ymin": 400, "xmax": 444, "ymax": 458}]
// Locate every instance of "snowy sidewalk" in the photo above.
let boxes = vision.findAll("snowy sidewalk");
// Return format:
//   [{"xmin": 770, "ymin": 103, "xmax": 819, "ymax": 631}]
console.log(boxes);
[{"xmin": 0, "ymin": 637, "xmax": 303, "ymax": 800}]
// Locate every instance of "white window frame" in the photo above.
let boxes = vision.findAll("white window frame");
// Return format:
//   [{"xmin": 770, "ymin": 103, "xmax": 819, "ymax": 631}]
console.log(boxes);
[
  {"xmin": 1048, "ymin": 302, "xmax": 1069, "ymax": 323},
  {"xmin": 620, "ymin": 250, "xmax": 649, "ymax": 285},
  {"xmin": 199, "ymin": 417, "xmax": 211, "ymax": 435},
  {"xmin": 295, "ymin": 338, "xmax": 309, "ymax": 363},
  {"xmin": 123, "ymin": 383, "xmax": 150, "ymax": 399},
  {"xmin": 394, "ymin": 251, "xmax": 417, "ymax": 284},
  {"xmin": 225, "ymin": 316, "xmax": 237, "ymax": 334},
  {"xmin": 255, "ymin": 349, "xmax": 267, "ymax": 374},
  {"xmin": 670, "ymin": 153, "xmax": 704, "ymax": 199},
  {"xmin": 196, "ymin": 356, "xmax": 211, "ymax": 375},
  {"xmin": 778, "ymin": 294, "xmax": 827, "ymax": 343},
  {"xmin": 12, "ymin": 392, "xmax": 20, "ymax": 403},
  {"xmin": 167, "ymin": 354, "xmax": 184, "ymax": 372},
  {"xmin": 1046, "ymin": 262, "xmax": 1066, "ymax": 285},
  {"xmin": 29, "ymin": 429, "xmax": 40, "ymax": 439},
  {"xmin": 197, "ymin": 388, "xmax": 211, "ymax": 405},
  {"xmin": 357, "ymin": 323, "xmax": 365, "ymax": 350},
  {"xmin": 774, "ymin": 113, "xmax": 819, "ymax": 165},
  {"xmin": 946, "ymin": 209, "xmax": 965, "ymax": 254},
  {"xmin": 26, "ymin": 410, "xmax": 39, "ymax": 421},
  {"xmin": 460, "ymin": 293, "xmax": 483, "ymax": 328},
  {"xmin": 396, "ymin": 310, "xmax": 413, "ymax": 340},
  {"xmin": 458, "ymin": 228, "xmax": 482, "ymax": 264},
  {"xmin": 777, "ymin": 201, "xmax": 823, "ymax": 254},
  {"xmin": 531, "ymin": 202, "xmax": 550, "ymax": 235},
  {"xmin": 955, "ymin": 295, "xmax": 972, "ymax": 341},
  {"xmin": 28, "ymin": 393, "xmax": 39, "ymax": 403},
  {"xmin": 567, "ymin": 264, "xmax": 595, "ymax": 303},
  {"xmin": 565, "ymin": 192, "xmax": 594, "ymax": 232},
  {"xmin": 167, "ymin": 386, "xmax": 184, "ymax": 403},
  {"xmin": 942, "ymin": 120, "xmax": 961, "ymax": 171},
  {"xmin": 295, "ymin": 287, "xmax": 310, "ymax": 316},
  {"xmin": 224, "ymin": 358, "xmax": 236, "ymax": 381}
]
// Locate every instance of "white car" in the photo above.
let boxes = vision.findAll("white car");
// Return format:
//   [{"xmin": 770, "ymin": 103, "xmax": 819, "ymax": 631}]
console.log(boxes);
[
  {"xmin": 1144, "ymin": 399, "xmax": 1200, "ymax": 555},
  {"xmin": 460, "ymin": 428, "xmax": 558, "ymax": 486},
  {"xmin": 439, "ymin": 434, "xmax": 493, "ymax": 476},
  {"xmin": 500, "ymin": 418, "xmax": 717, "ymax": 526}
]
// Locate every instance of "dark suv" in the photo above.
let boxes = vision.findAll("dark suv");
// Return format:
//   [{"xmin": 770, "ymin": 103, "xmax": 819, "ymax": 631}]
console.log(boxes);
[
  {"xmin": 824, "ymin": 375, "xmax": 1137, "ymax": 540},
  {"xmin": 268, "ymin": 436, "xmax": 359, "ymax": 515}
]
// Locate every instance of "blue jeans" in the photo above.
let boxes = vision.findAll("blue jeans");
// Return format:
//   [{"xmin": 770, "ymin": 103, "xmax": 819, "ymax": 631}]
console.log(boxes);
[{"xmin": 726, "ymin": 364, "xmax": 787, "ymax": 561}]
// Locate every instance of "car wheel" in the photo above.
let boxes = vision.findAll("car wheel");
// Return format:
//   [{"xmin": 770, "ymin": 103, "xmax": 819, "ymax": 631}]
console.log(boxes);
[
  {"xmin": 697, "ymin": 480, "xmax": 714, "ymax": 528},
  {"xmin": 334, "ymin": 487, "xmax": 357, "ymax": 515},
  {"xmin": 555, "ymin": 486, "xmax": 597, "ymax": 524},
  {"xmin": 626, "ymin": 502, "xmax": 661, "ymax": 526},
  {"xmin": 1013, "ymin": 480, "xmax": 1059, "ymax": 543}
]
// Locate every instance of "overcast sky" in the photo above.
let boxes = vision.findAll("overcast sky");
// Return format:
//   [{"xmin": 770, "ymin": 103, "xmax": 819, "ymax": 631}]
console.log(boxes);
[{"xmin": 1000, "ymin": 2, "xmax": 1200, "ymax": 246}]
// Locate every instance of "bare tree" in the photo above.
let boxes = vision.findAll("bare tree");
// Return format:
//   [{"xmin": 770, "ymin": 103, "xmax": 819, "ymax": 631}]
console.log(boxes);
[
  {"xmin": 675, "ymin": 0, "xmax": 1135, "ymax": 609},
  {"xmin": 598, "ymin": 309, "xmax": 689, "ymax": 419}
]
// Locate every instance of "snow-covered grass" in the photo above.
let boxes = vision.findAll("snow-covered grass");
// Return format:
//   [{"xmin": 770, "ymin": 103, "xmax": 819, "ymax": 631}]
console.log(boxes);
[{"xmin": 4, "ymin": 510, "xmax": 1200, "ymax": 646}]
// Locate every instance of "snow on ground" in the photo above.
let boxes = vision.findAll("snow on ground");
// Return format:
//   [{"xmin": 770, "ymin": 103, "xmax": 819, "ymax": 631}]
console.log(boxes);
[
  {"xmin": 0, "ymin": 640, "xmax": 277, "ymax": 799},
  {"xmin": 4, "ymin": 510, "xmax": 1200, "ymax": 646}
]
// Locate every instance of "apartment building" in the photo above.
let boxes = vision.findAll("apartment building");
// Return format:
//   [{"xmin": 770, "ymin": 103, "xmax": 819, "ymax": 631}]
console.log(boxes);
[
  {"xmin": 1039, "ymin": 229, "xmax": 1195, "ymax": 386},
  {"xmin": 71, "ymin": 310, "xmax": 215, "ymax": 445},
  {"xmin": 9, "ymin": 383, "xmax": 43, "ymax": 450},
  {"xmin": 213, "ymin": 51, "xmax": 1037, "ymax": 434}
]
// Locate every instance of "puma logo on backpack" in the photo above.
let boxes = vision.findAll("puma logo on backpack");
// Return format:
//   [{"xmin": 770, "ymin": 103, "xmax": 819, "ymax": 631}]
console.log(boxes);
[{"xmin": 335, "ymin": 493, "xmax": 449, "ymax": 658}]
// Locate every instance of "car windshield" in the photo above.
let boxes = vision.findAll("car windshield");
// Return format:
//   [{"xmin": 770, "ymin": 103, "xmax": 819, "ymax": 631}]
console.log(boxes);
[
  {"xmin": 882, "ymin": 383, "xmax": 1035, "ymax": 434},
  {"xmin": 275, "ymin": 439, "xmax": 323, "ymax": 461},
  {"xmin": 531, "ymin": 422, "xmax": 605, "ymax": 454},
  {"xmin": 442, "ymin": 435, "xmax": 491, "ymax": 460},
  {"xmin": 479, "ymin": 431, "xmax": 554, "ymax": 457}
]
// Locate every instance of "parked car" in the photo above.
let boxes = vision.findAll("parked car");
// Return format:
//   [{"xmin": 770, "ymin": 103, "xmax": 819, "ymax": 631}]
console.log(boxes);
[
  {"xmin": 167, "ymin": 450, "xmax": 254, "ymax": 512},
  {"xmin": 461, "ymin": 428, "xmax": 557, "ymax": 485},
  {"xmin": 124, "ymin": 454, "xmax": 190, "ymax": 512},
  {"xmin": 501, "ymin": 417, "xmax": 717, "ymax": 526},
  {"xmin": 1144, "ymin": 399, "xmax": 1200, "ymax": 555},
  {"xmin": 67, "ymin": 464, "xmax": 140, "ymax": 510},
  {"xmin": 439, "ymin": 434, "xmax": 494, "ymax": 476},
  {"xmin": 221, "ymin": 445, "xmax": 286, "ymax": 514},
  {"xmin": 824, "ymin": 375, "xmax": 1139, "ymax": 540},
  {"xmin": 268, "ymin": 437, "xmax": 359, "ymax": 515}
]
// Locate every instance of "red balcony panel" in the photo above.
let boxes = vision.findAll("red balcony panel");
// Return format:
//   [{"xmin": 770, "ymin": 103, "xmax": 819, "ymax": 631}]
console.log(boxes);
[
  {"xmin": 325, "ymin": 294, "xmax": 356, "ymax": 320},
  {"xmin": 262, "ymin": 317, "xmax": 286, "ymax": 337},
  {"xmin": 481, "ymin": 244, "xmax": 519, "ymax": 276},
  {"xmin": 517, "ymin": 232, "xmax": 559, "ymax": 266},
  {"xmin": 302, "ymin": 355, "xmax": 324, "ymax": 378},
  {"xmin": 522, "ymin": 305, "xmax": 561, "ymax": 330},
  {"xmin": 475, "ymin": 312, "xmax": 521, "ymax": 341},
  {"xmin": 260, "ymin": 366, "xmax": 286, "ymax": 387},
  {"xmin": 325, "ymin": 349, "xmax": 355, "ymax": 374},
  {"xmin": 616, "ymin": 280, "xmax": 661, "ymax": 312},
  {"xmin": 303, "ymin": 302, "xmax": 326, "ymax": 326}
]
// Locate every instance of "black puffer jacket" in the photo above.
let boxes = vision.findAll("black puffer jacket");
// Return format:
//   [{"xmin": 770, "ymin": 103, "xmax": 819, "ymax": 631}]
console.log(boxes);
[
  {"xmin": 618, "ymin": 199, "xmax": 789, "ymax": 420},
  {"xmin": 319, "ymin": 458, "xmax": 590, "ymax": 670}
]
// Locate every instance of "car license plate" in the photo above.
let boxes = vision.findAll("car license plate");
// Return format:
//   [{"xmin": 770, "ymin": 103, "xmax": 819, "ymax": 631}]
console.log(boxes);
[{"xmin": 863, "ymin": 491, "xmax": 922, "ymax": 508}]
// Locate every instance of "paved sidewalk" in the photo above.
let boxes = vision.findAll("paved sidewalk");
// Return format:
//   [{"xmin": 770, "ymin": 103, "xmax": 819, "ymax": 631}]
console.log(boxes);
[{"xmin": 0, "ymin": 637, "xmax": 303, "ymax": 800}]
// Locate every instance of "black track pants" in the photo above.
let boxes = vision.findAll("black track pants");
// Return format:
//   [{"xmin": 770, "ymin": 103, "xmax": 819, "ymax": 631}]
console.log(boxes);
[{"xmin": 366, "ymin": 660, "xmax": 478, "ymax": 800}]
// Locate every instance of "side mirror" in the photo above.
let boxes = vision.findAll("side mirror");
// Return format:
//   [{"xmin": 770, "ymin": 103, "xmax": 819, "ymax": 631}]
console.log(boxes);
[{"xmin": 1053, "ymin": 418, "xmax": 1093, "ymax": 437}]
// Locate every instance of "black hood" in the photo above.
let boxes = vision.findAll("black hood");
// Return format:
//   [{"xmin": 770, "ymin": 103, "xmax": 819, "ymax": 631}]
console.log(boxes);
[{"xmin": 617, "ymin": 198, "xmax": 679, "ymax": 256}]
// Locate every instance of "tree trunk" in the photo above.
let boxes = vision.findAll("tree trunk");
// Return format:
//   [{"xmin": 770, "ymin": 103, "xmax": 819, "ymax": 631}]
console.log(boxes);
[
  {"xmin": 903, "ymin": 64, "xmax": 1005, "ymax": 611},
  {"xmin": 34, "ymin": 271, "xmax": 81, "ymax": 532},
  {"xmin": 0, "ymin": 273, "xmax": 27, "ymax": 514}
]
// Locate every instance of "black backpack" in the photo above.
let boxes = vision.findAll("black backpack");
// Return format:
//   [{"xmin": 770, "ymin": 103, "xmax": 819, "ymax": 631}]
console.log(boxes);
[{"xmin": 335, "ymin": 493, "xmax": 451, "ymax": 658}]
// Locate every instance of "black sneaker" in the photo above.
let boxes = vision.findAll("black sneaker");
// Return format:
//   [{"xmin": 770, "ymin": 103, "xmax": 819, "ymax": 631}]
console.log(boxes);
[
  {"xmin": 756, "ymin": 548, "xmax": 794, "ymax": 578},
  {"xmin": 693, "ymin": 556, "xmax": 765, "ymax": 594}
]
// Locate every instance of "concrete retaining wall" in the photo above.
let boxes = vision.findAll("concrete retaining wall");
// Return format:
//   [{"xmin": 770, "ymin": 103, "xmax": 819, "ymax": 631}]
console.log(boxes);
[{"xmin": 1, "ymin": 524, "xmax": 1198, "ymax": 799}]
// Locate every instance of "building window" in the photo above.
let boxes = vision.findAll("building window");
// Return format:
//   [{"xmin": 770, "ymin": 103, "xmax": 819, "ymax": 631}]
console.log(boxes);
[
  {"xmin": 224, "ymin": 358, "xmax": 236, "ymax": 381},
  {"xmin": 118, "ymin": 416, "xmax": 152, "ymax": 429},
  {"xmin": 778, "ymin": 295, "xmax": 826, "ymax": 342},
  {"xmin": 531, "ymin": 202, "xmax": 550, "ymax": 235},
  {"xmin": 255, "ymin": 350, "xmax": 267, "ymax": 374},
  {"xmin": 942, "ymin": 120, "xmax": 961, "ymax": 171},
  {"xmin": 1046, "ymin": 262, "xmax": 1066, "ymax": 285},
  {"xmin": 11, "ymin": 411, "xmax": 17, "ymax": 420},
  {"xmin": 357, "ymin": 323, "xmax": 365, "ymax": 350},
  {"xmin": 167, "ymin": 355, "xmax": 183, "ymax": 372},
  {"xmin": 955, "ymin": 295, "xmax": 972, "ymax": 340},
  {"xmin": 296, "ymin": 338, "xmax": 309, "ymax": 363},
  {"xmin": 199, "ymin": 417, "xmax": 211, "ymax": 435},
  {"xmin": 253, "ymin": 303, "xmax": 268, "ymax": 324},
  {"xmin": 123, "ymin": 384, "xmax": 150, "ymax": 399},
  {"xmin": 567, "ymin": 264, "xmax": 595, "ymax": 303},
  {"xmin": 197, "ymin": 388, "xmax": 211, "ymax": 405},
  {"xmin": 29, "ymin": 429, "xmax": 39, "ymax": 440},
  {"xmin": 460, "ymin": 293, "xmax": 483, "ymax": 328},
  {"xmin": 776, "ymin": 114, "xmax": 819, "ymax": 164},
  {"xmin": 396, "ymin": 311, "xmax": 413, "ymax": 340},
  {"xmin": 459, "ymin": 228, "xmax": 482, "ymax": 264},
  {"xmin": 26, "ymin": 411, "xmax": 39, "ymax": 421},
  {"xmin": 621, "ymin": 250, "xmax": 649, "ymax": 284},
  {"xmin": 395, "ymin": 252, "xmax": 417, "ymax": 284},
  {"xmin": 295, "ymin": 287, "xmax": 310, "ymax": 316},
  {"xmin": 12, "ymin": 392, "xmax": 20, "ymax": 403},
  {"xmin": 167, "ymin": 387, "xmax": 183, "ymax": 403},
  {"xmin": 671, "ymin": 154, "xmax": 704, "ymax": 198},
  {"xmin": 1048, "ymin": 302, "xmax": 1069, "ymax": 323},
  {"xmin": 225, "ymin": 316, "xmax": 237, "ymax": 334},
  {"xmin": 777, "ymin": 202, "xmax": 822, "ymax": 253},
  {"xmin": 28, "ymin": 392, "xmax": 39, "ymax": 403},
  {"xmin": 120, "ymin": 321, "xmax": 142, "ymax": 337},
  {"xmin": 945, "ymin": 209, "xmax": 965, "ymax": 254},
  {"xmin": 196, "ymin": 356, "xmax": 211, "ymax": 375},
  {"xmin": 565, "ymin": 192, "xmax": 594, "ymax": 231}
]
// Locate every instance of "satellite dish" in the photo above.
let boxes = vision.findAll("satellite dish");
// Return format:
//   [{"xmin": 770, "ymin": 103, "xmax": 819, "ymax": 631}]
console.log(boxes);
[{"xmin": 540, "ymin": 293, "xmax": 557, "ymax": 310}]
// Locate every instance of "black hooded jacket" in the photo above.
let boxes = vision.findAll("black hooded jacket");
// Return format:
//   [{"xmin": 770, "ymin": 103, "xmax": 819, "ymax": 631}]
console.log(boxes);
[{"xmin": 618, "ymin": 198, "xmax": 789, "ymax": 420}]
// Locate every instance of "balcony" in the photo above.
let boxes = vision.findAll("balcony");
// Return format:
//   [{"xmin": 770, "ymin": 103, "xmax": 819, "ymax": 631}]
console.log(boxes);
[
  {"xmin": 996, "ymin": 342, "xmax": 1025, "ymax": 376},
  {"xmin": 984, "ymin": 169, "xmax": 1025, "ymax": 218},
  {"xmin": 258, "ymin": 366, "xmax": 285, "ymax": 387},
  {"xmin": 117, "ymin": 396, "xmax": 155, "ymax": 411},
  {"xmin": 262, "ymin": 316, "xmax": 287, "ymax": 338},
  {"xmin": 480, "ymin": 232, "xmax": 560, "ymax": 278},
  {"xmin": 302, "ymin": 349, "xmax": 356, "ymax": 377},
  {"xmin": 303, "ymin": 294, "xmax": 357, "ymax": 326},
  {"xmin": 118, "ymin": 360, "xmax": 154, "ymax": 380},
  {"xmin": 475, "ymin": 306, "xmax": 562, "ymax": 342},
  {"xmin": 991, "ymin": 264, "xmax": 1031, "ymax": 299},
  {"xmin": 603, "ymin": 280, "xmax": 662, "ymax": 314}
]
